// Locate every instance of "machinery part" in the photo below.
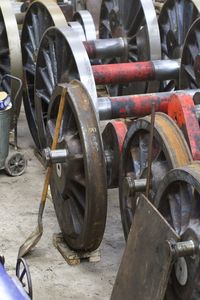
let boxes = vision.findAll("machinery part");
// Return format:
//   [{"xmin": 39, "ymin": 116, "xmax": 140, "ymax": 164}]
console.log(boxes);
[
  {"xmin": 154, "ymin": 163, "xmax": 200, "ymax": 299},
  {"xmin": 35, "ymin": 26, "xmax": 97, "ymax": 149},
  {"xmin": 180, "ymin": 17, "xmax": 200, "ymax": 89},
  {"xmin": 5, "ymin": 151, "xmax": 27, "ymax": 177},
  {"xmin": 99, "ymin": 0, "xmax": 161, "ymax": 95},
  {"xmin": 16, "ymin": 258, "xmax": 32, "ymax": 299},
  {"xmin": 102, "ymin": 120, "xmax": 128, "ymax": 188},
  {"xmin": 98, "ymin": 89, "xmax": 198, "ymax": 120},
  {"xmin": 159, "ymin": 0, "xmax": 200, "ymax": 90},
  {"xmin": 119, "ymin": 113, "xmax": 192, "ymax": 239},
  {"xmin": 43, "ymin": 147, "xmax": 68, "ymax": 166},
  {"xmin": 0, "ymin": 259, "xmax": 30, "ymax": 300},
  {"xmin": 168, "ymin": 93, "xmax": 200, "ymax": 160},
  {"xmin": 73, "ymin": 10, "xmax": 96, "ymax": 40},
  {"xmin": 21, "ymin": 0, "xmax": 67, "ymax": 149},
  {"xmin": 47, "ymin": 82, "xmax": 107, "ymax": 251},
  {"xmin": 0, "ymin": 0, "xmax": 23, "ymax": 120},
  {"xmin": 0, "ymin": 101, "xmax": 11, "ymax": 169}
]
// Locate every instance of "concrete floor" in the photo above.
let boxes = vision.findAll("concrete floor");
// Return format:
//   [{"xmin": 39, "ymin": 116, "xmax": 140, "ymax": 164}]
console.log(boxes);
[{"xmin": 0, "ymin": 109, "xmax": 125, "ymax": 299}]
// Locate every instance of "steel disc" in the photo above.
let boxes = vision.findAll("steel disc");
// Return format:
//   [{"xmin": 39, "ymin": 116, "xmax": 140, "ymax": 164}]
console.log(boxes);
[
  {"xmin": 155, "ymin": 163, "xmax": 200, "ymax": 299},
  {"xmin": 0, "ymin": 0, "xmax": 23, "ymax": 120},
  {"xmin": 35, "ymin": 26, "xmax": 97, "ymax": 149},
  {"xmin": 21, "ymin": 0, "xmax": 67, "ymax": 149},
  {"xmin": 119, "ymin": 113, "xmax": 192, "ymax": 240},
  {"xmin": 99, "ymin": 0, "xmax": 161, "ymax": 95},
  {"xmin": 180, "ymin": 17, "xmax": 200, "ymax": 89},
  {"xmin": 47, "ymin": 81, "xmax": 107, "ymax": 251},
  {"xmin": 159, "ymin": 0, "xmax": 200, "ymax": 90}
]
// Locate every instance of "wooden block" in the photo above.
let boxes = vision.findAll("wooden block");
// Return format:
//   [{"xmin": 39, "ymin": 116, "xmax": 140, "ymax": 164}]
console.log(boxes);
[{"xmin": 53, "ymin": 233, "xmax": 101, "ymax": 266}]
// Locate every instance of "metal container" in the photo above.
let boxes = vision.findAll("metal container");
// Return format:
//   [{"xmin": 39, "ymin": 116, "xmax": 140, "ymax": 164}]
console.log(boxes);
[{"xmin": 0, "ymin": 103, "xmax": 11, "ymax": 169}]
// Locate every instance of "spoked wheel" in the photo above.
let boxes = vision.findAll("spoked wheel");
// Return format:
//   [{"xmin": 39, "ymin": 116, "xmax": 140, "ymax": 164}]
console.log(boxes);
[
  {"xmin": 159, "ymin": 0, "xmax": 200, "ymax": 91},
  {"xmin": 35, "ymin": 26, "xmax": 97, "ymax": 149},
  {"xmin": 21, "ymin": 0, "xmax": 66, "ymax": 149},
  {"xmin": 16, "ymin": 258, "xmax": 32, "ymax": 299},
  {"xmin": 47, "ymin": 81, "xmax": 107, "ymax": 251},
  {"xmin": 5, "ymin": 152, "xmax": 27, "ymax": 177},
  {"xmin": 102, "ymin": 120, "xmax": 128, "ymax": 189},
  {"xmin": 99, "ymin": 0, "xmax": 161, "ymax": 95},
  {"xmin": 119, "ymin": 113, "xmax": 192, "ymax": 240},
  {"xmin": 180, "ymin": 17, "xmax": 200, "ymax": 89},
  {"xmin": 0, "ymin": 0, "xmax": 23, "ymax": 120},
  {"xmin": 155, "ymin": 163, "xmax": 200, "ymax": 299}
]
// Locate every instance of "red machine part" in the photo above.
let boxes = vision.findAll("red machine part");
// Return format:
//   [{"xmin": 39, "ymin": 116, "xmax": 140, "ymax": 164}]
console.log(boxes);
[
  {"xmin": 168, "ymin": 94, "xmax": 200, "ymax": 160},
  {"xmin": 102, "ymin": 120, "xmax": 128, "ymax": 188}
]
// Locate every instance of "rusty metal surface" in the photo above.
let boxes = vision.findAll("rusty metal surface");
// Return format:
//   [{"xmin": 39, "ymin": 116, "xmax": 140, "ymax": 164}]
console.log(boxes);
[
  {"xmin": 119, "ymin": 113, "xmax": 192, "ymax": 239},
  {"xmin": 102, "ymin": 120, "xmax": 128, "ymax": 188},
  {"xmin": 155, "ymin": 163, "xmax": 200, "ymax": 299},
  {"xmin": 47, "ymin": 81, "xmax": 107, "ymax": 251},
  {"xmin": 111, "ymin": 193, "xmax": 179, "ymax": 300},
  {"xmin": 168, "ymin": 94, "xmax": 200, "ymax": 160}
]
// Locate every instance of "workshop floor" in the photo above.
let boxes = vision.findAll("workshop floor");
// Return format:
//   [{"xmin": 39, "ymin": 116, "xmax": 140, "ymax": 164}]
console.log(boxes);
[{"xmin": 0, "ymin": 108, "xmax": 125, "ymax": 299}]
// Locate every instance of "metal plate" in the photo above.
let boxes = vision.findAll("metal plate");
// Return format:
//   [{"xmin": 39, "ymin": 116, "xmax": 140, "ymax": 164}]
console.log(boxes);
[
  {"xmin": 35, "ymin": 26, "xmax": 97, "ymax": 149},
  {"xmin": 99, "ymin": 0, "xmax": 161, "ymax": 95},
  {"xmin": 0, "ymin": 0, "xmax": 23, "ymax": 120},
  {"xmin": 119, "ymin": 113, "xmax": 192, "ymax": 239},
  {"xmin": 21, "ymin": 0, "xmax": 67, "ymax": 148},
  {"xmin": 47, "ymin": 81, "xmax": 107, "ymax": 251},
  {"xmin": 111, "ymin": 193, "xmax": 179, "ymax": 300},
  {"xmin": 155, "ymin": 163, "xmax": 200, "ymax": 299}
]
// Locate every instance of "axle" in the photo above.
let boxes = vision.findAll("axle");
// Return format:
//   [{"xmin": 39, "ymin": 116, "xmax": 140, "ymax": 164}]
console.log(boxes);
[{"xmin": 98, "ymin": 90, "xmax": 199, "ymax": 120}]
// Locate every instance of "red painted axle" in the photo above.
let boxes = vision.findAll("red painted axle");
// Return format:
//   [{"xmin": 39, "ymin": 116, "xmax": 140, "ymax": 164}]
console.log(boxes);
[
  {"xmin": 98, "ymin": 90, "xmax": 197, "ymax": 120},
  {"xmin": 92, "ymin": 60, "xmax": 180, "ymax": 85}
]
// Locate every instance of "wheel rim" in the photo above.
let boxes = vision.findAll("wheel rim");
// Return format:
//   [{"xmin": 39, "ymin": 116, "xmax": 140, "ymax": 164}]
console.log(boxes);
[
  {"xmin": 155, "ymin": 163, "xmax": 200, "ymax": 299},
  {"xmin": 159, "ymin": 0, "xmax": 200, "ymax": 90},
  {"xmin": 21, "ymin": 0, "xmax": 67, "ymax": 148},
  {"xmin": 0, "ymin": 0, "xmax": 23, "ymax": 120},
  {"xmin": 119, "ymin": 113, "xmax": 192, "ymax": 240},
  {"xmin": 102, "ymin": 120, "xmax": 128, "ymax": 189},
  {"xmin": 180, "ymin": 17, "xmax": 200, "ymax": 89},
  {"xmin": 35, "ymin": 26, "xmax": 97, "ymax": 149},
  {"xmin": 99, "ymin": 0, "xmax": 161, "ymax": 95},
  {"xmin": 73, "ymin": 10, "xmax": 96, "ymax": 41},
  {"xmin": 47, "ymin": 81, "xmax": 107, "ymax": 251},
  {"xmin": 6, "ymin": 153, "xmax": 26, "ymax": 176}
]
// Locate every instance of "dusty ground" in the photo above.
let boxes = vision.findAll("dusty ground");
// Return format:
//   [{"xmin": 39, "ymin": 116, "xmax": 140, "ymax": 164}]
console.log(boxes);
[{"xmin": 0, "ymin": 108, "xmax": 125, "ymax": 299}]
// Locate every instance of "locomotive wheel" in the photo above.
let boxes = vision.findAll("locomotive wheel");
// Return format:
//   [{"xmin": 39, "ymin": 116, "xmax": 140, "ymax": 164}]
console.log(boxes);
[
  {"xmin": 99, "ymin": 0, "xmax": 161, "ymax": 95},
  {"xmin": 119, "ymin": 113, "xmax": 192, "ymax": 240},
  {"xmin": 73, "ymin": 10, "xmax": 96, "ymax": 40},
  {"xmin": 47, "ymin": 81, "xmax": 107, "ymax": 251},
  {"xmin": 0, "ymin": 0, "xmax": 23, "ymax": 120},
  {"xmin": 159, "ymin": 0, "xmax": 200, "ymax": 90},
  {"xmin": 180, "ymin": 17, "xmax": 200, "ymax": 89},
  {"xmin": 102, "ymin": 120, "xmax": 128, "ymax": 188},
  {"xmin": 16, "ymin": 257, "xmax": 32, "ymax": 299},
  {"xmin": 155, "ymin": 163, "xmax": 200, "ymax": 299},
  {"xmin": 21, "ymin": 0, "xmax": 67, "ymax": 149},
  {"xmin": 35, "ymin": 26, "xmax": 97, "ymax": 149}
]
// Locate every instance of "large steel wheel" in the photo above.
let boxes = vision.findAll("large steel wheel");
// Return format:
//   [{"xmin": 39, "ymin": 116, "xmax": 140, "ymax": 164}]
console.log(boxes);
[
  {"xmin": 21, "ymin": 0, "xmax": 66, "ymax": 148},
  {"xmin": 180, "ymin": 17, "xmax": 200, "ymax": 89},
  {"xmin": 0, "ymin": 0, "xmax": 23, "ymax": 120},
  {"xmin": 35, "ymin": 26, "xmax": 97, "ymax": 149},
  {"xmin": 159, "ymin": 0, "xmax": 200, "ymax": 90},
  {"xmin": 47, "ymin": 81, "xmax": 107, "ymax": 251},
  {"xmin": 155, "ymin": 163, "xmax": 200, "ymax": 299},
  {"xmin": 99, "ymin": 0, "xmax": 161, "ymax": 95},
  {"xmin": 119, "ymin": 113, "xmax": 192, "ymax": 240}
]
